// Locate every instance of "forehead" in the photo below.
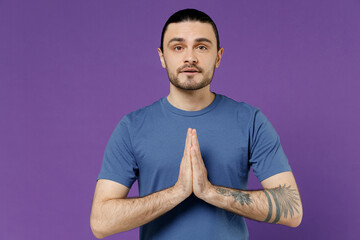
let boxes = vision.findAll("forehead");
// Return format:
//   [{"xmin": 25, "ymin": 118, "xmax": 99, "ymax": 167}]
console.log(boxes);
[{"xmin": 164, "ymin": 21, "xmax": 216, "ymax": 44}]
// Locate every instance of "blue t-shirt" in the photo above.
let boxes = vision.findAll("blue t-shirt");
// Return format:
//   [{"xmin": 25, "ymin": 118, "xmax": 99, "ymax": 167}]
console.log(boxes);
[{"xmin": 97, "ymin": 92, "xmax": 291, "ymax": 240}]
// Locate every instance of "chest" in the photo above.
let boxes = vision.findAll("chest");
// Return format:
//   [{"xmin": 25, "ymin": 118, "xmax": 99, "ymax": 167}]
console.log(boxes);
[{"xmin": 133, "ymin": 119, "xmax": 250, "ymax": 194}]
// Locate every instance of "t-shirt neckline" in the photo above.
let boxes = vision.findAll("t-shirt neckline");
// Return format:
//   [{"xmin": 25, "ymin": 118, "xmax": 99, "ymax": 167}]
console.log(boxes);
[{"xmin": 161, "ymin": 92, "xmax": 221, "ymax": 117}]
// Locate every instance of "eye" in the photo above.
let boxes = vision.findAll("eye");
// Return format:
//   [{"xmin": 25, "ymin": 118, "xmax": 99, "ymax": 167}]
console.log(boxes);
[
  {"xmin": 174, "ymin": 46, "xmax": 183, "ymax": 51},
  {"xmin": 197, "ymin": 45, "xmax": 207, "ymax": 51}
]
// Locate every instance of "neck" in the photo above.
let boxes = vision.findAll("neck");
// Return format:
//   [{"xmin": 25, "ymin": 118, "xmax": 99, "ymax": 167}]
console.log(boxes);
[{"xmin": 166, "ymin": 85, "xmax": 216, "ymax": 111}]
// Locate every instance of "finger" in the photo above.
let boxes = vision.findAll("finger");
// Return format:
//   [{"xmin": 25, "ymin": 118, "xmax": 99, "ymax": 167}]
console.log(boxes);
[
  {"xmin": 190, "ymin": 147, "xmax": 195, "ymax": 178},
  {"xmin": 187, "ymin": 131, "xmax": 193, "ymax": 168},
  {"xmin": 191, "ymin": 129, "xmax": 200, "ymax": 149},
  {"xmin": 190, "ymin": 147, "xmax": 193, "ymax": 172},
  {"xmin": 191, "ymin": 146, "xmax": 206, "ymax": 178},
  {"xmin": 187, "ymin": 128, "xmax": 192, "ymax": 156},
  {"xmin": 191, "ymin": 130, "xmax": 202, "ymax": 161},
  {"xmin": 185, "ymin": 129, "xmax": 192, "ymax": 170},
  {"xmin": 191, "ymin": 130, "xmax": 205, "ymax": 167},
  {"xmin": 190, "ymin": 146, "xmax": 195, "ymax": 162},
  {"xmin": 184, "ymin": 128, "xmax": 192, "ymax": 156},
  {"xmin": 187, "ymin": 136, "xmax": 192, "ymax": 158},
  {"xmin": 181, "ymin": 129, "xmax": 190, "ymax": 172},
  {"xmin": 191, "ymin": 146, "xmax": 198, "ymax": 168}
]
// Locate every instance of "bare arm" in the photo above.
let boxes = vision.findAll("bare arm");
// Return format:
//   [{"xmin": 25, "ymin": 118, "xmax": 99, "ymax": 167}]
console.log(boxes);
[
  {"xmin": 190, "ymin": 129, "xmax": 303, "ymax": 227},
  {"xmin": 90, "ymin": 180, "xmax": 186, "ymax": 239},
  {"xmin": 201, "ymin": 171, "xmax": 303, "ymax": 227},
  {"xmin": 90, "ymin": 128, "xmax": 194, "ymax": 239}
]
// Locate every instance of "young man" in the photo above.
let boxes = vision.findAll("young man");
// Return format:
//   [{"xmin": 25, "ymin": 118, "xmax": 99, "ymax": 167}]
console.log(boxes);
[{"xmin": 90, "ymin": 8, "xmax": 303, "ymax": 240}]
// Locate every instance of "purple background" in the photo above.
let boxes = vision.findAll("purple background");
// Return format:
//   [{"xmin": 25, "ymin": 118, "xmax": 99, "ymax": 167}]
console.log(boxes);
[{"xmin": 1, "ymin": 0, "xmax": 359, "ymax": 239}]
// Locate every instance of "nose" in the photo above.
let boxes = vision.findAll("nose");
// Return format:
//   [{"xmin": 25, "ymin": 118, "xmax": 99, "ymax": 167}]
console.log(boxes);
[{"xmin": 184, "ymin": 49, "xmax": 198, "ymax": 64}]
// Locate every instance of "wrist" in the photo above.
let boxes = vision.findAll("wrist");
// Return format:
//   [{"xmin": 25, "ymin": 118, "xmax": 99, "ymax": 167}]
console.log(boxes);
[
  {"xmin": 171, "ymin": 184, "xmax": 190, "ymax": 203},
  {"xmin": 198, "ymin": 183, "xmax": 215, "ymax": 203}
]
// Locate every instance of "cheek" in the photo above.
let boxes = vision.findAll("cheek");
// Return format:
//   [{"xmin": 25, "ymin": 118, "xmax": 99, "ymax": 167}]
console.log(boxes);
[
  {"xmin": 164, "ymin": 56, "xmax": 179, "ymax": 70},
  {"xmin": 202, "ymin": 55, "xmax": 217, "ymax": 66}
]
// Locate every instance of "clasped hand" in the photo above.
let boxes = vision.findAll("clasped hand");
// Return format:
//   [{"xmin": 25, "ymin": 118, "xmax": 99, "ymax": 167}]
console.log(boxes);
[{"xmin": 175, "ymin": 128, "xmax": 213, "ymax": 200}]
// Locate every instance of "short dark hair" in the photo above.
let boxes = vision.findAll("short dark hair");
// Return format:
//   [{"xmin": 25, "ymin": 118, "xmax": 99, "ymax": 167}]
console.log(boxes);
[{"xmin": 160, "ymin": 8, "xmax": 220, "ymax": 53}]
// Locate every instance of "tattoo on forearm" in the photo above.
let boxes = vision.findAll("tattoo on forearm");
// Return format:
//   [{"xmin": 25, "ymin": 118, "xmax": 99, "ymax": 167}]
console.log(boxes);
[
  {"xmin": 216, "ymin": 187, "xmax": 252, "ymax": 206},
  {"xmin": 264, "ymin": 184, "xmax": 300, "ymax": 223},
  {"xmin": 263, "ymin": 190, "xmax": 273, "ymax": 222}
]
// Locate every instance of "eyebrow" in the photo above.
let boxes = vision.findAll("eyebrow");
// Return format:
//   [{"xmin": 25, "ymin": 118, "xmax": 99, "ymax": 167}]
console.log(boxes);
[{"xmin": 167, "ymin": 37, "xmax": 213, "ymax": 47}]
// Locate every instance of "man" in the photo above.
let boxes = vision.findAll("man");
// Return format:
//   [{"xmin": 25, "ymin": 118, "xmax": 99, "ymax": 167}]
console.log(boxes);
[{"xmin": 90, "ymin": 8, "xmax": 303, "ymax": 240}]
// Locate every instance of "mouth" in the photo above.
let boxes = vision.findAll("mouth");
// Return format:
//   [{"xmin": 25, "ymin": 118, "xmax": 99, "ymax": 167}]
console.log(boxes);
[{"xmin": 180, "ymin": 68, "xmax": 200, "ymax": 75}]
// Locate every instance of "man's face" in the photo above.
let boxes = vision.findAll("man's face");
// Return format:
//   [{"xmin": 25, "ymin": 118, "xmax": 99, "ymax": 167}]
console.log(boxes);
[{"xmin": 158, "ymin": 21, "xmax": 223, "ymax": 91}]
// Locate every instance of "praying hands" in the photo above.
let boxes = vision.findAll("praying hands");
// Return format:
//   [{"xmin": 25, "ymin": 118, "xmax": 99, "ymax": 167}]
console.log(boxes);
[{"xmin": 174, "ymin": 128, "xmax": 213, "ymax": 200}]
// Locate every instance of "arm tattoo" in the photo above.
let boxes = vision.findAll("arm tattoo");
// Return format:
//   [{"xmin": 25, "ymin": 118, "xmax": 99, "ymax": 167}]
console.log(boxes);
[
  {"xmin": 216, "ymin": 187, "xmax": 252, "ymax": 206},
  {"xmin": 263, "ymin": 190, "xmax": 273, "ymax": 222},
  {"xmin": 265, "ymin": 184, "xmax": 300, "ymax": 223}
]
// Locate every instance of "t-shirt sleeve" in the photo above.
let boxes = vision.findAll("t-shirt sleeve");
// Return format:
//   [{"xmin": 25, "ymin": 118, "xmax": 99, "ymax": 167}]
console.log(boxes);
[
  {"xmin": 97, "ymin": 115, "xmax": 139, "ymax": 188},
  {"xmin": 249, "ymin": 108, "xmax": 292, "ymax": 182}
]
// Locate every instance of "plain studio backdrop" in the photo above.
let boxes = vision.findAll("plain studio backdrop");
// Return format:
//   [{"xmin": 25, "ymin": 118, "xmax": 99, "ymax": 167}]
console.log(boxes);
[{"xmin": 0, "ymin": 0, "xmax": 359, "ymax": 239}]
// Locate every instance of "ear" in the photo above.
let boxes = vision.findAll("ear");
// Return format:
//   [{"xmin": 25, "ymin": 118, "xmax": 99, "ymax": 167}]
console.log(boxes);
[
  {"xmin": 215, "ymin": 47, "xmax": 224, "ymax": 68},
  {"xmin": 157, "ymin": 48, "xmax": 166, "ymax": 69}
]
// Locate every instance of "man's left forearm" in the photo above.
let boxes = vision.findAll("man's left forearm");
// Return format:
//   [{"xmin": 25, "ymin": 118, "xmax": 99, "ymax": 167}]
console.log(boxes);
[
  {"xmin": 200, "ymin": 184, "xmax": 302, "ymax": 227},
  {"xmin": 189, "ymin": 129, "xmax": 302, "ymax": 227}
]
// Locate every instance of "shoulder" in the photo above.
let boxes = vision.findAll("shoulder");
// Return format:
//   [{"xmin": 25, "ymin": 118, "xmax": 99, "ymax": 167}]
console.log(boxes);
[
  {"xmin": 118, "ymin": 97, "xmax": 161, "ymax": 130},
  {"xmin": 220, "ymin": 94, "xmax": 258, "ymax": 111},
  {"xmin": 219, "ymin": 94, "xmax": 261, "ymax": 122}
]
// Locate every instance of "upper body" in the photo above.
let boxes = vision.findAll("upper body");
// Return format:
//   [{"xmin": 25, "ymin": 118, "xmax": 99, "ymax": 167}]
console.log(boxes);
[
  {"xmin": 90, "ymin": 8, "xmax": 303, "ymax": 240},
  {"xmin": 97, "ymin": 92, "xmax": 294, "ymax": 239}
]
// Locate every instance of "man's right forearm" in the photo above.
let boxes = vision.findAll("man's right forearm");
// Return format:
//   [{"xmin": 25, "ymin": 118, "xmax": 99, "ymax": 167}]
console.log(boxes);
[{"xmin": 90, "ymin": 185, "xmax": 185, "ymax": 239}]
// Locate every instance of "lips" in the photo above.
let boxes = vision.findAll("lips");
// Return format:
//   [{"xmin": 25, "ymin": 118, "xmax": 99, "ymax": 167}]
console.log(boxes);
[{"xmin": 181, "ymin": 68, "xmax": 199, "ymax": 73}]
